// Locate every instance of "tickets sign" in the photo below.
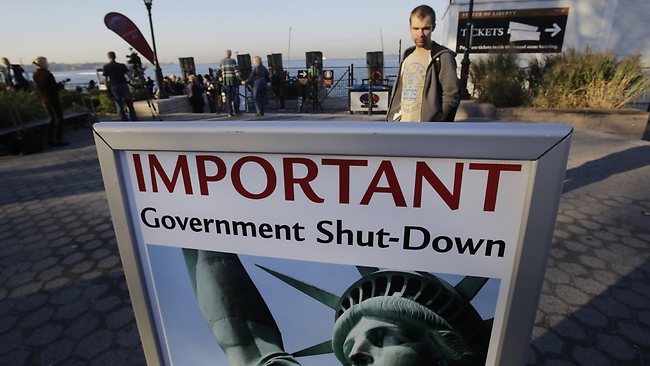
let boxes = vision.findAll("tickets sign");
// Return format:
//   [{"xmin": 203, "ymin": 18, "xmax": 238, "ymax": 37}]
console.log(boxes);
[{"xmin": 456, "ymin": 7, "xmax": 570, "ymax": 53}]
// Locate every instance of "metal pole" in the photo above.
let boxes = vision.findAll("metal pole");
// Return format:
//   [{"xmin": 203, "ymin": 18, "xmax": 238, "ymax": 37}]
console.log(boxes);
[
  {"xmin": 145, "ymin": 3, "xmax": 168, "ymax": 99},
  {"xmin": 459, "ymin": 0, "xmax": 474, "ymax": 99}
]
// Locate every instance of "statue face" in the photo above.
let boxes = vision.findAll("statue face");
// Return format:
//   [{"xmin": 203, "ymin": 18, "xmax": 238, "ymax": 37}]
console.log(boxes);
[{"xmin": 342, "ymin": 317, "xmax": 439, "ymax": 366}]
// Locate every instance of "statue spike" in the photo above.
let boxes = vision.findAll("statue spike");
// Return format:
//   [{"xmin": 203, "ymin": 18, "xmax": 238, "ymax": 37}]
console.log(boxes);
[
  {"xmin": 356, "ymin": 266, "xmax": 379, "ymax": 276},
  {"xmin": 255, "ymin": 264, "xmax": 340, "ymax": 309},
  {"xmin": 484, "ymin": 318, "xmax": 494, "ymax": 330},
  {"xmin": 291, "ymin": 339, "xmax": 333, "ymax": 357},
  {"xmin": 454, "ymin": 276, "xmax": 489, "ymax": 302}
]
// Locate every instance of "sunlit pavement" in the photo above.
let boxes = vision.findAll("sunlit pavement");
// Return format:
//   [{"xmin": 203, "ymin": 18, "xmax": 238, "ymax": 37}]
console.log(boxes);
[{"xmin": 0, "ymin": 114, "xmax": 648, "ymax": 365}]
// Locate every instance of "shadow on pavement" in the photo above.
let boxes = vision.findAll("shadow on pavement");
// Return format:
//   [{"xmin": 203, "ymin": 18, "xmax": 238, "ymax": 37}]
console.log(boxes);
[
  {"xmin": 563, "ymin": 145, "xmax": 650, "ymax": 194},
  {"xmin": 528, "ymin": 258, "xmax": 650, "ymax": 365}
]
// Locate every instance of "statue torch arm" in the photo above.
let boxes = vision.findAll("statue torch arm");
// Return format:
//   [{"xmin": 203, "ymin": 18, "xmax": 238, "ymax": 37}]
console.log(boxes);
[{"xmin": 183, "ymin": 249, "xmax": 297, "ymax": 366}]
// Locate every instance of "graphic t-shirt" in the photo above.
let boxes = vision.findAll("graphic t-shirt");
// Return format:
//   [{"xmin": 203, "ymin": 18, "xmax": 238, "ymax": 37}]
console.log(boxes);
[{"xmin": 397, "ymin": 50, "xmax": 431, "ymax": 122}]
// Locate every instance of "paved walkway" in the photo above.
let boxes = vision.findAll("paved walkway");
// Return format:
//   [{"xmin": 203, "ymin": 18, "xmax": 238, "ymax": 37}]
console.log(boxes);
[{"xmin": 0, "ymin": 114, "xmax": 648, "ymax": 365}]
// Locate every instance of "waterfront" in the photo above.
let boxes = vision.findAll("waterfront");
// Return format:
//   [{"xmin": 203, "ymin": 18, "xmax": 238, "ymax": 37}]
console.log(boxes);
[{"xmin": 52, "ymin": 54, "xmax": 401, "ymax": 87}]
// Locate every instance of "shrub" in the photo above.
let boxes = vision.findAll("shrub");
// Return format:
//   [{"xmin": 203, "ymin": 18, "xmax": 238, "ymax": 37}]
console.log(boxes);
[
  {"xmin": 0, "ymin": 91, "xmax": 46, "ymax": 129},
  {"xmin": 530, "ymin": 49, "xmax": 650, "ymax": 109},
  {"xmin": 87, "ymin": 89, "xmax": 116, "ymax": 114},
  {"xmin": 470, "ymin": 52, "xmax": 528, "ymax": 107}
]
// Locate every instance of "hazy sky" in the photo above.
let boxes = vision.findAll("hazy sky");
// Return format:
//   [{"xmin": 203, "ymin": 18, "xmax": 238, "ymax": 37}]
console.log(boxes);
[{"xmin": 1, "ymin": 1, "xmax": 449, "ymax": 65}]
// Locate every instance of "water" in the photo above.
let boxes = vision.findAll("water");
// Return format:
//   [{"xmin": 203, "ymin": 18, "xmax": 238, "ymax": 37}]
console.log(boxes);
[{"xmin": 53, "ymin": 55, "xmax": 401, "ymax": 88}]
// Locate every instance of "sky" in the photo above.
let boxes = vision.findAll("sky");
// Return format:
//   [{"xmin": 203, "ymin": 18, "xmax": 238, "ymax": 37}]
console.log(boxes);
[{"xmin": 1, "ymin": 0, "xmax": 448, "ymax": 65}]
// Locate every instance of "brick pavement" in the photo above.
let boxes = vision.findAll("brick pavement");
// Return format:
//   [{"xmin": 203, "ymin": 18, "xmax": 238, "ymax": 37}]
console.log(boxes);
[{"xmin": 0, "ymin": 116, "xmax": 648, "ymax": 365}]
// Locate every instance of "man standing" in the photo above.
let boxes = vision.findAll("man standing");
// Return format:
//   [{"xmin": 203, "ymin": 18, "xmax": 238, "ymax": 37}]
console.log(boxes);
[
  {"xmin": 387, "ymin": 5, "xmax": 460, "ymax": 122},
  {"xmin": 219, "ymin": 49, "xmax": 241, "ymax": 117},
  {"xmin": 2, "ymin": 57, "xmax": 30, "ymax": 91},
  {"xmin": 32, "ymin": 56, "xmax": 67, "ymax": 147},
  {"xmin": 103, "ymin": 51, "xmax": 138, "ymax": 121}
]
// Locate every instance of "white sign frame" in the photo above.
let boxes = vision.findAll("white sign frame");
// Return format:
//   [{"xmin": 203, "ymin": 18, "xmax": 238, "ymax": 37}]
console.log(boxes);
[{"xmin": 94, "ymin": 121, "xmax": 571, "ymax": 366}]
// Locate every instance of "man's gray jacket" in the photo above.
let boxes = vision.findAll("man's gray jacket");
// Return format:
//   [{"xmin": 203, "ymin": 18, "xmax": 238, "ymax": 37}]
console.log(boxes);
[{"xmin": 386, "ymin": 42, "xmax": 460, "ymax": 122}]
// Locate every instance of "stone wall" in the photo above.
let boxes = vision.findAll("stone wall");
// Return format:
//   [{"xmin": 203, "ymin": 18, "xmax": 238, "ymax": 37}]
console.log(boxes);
[
  {"xmin": 133, "ymin": 95, "xmax": 191, "ymax": 116},
  {"xmin": 497, "ymin": 108, "xmax": 650, "ymax": 140}
]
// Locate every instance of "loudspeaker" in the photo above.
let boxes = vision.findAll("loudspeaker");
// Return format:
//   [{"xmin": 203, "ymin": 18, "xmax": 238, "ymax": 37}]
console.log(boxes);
[
  {"xmin": 268, "ymin": 53, "xmax": 284, "ymax": 74},
  {"xmin": 178, "ymin": 57, "xmax": 196, "ymax": 81},
  {"xmin": 237, "ymin": 54, "xmax": 252, "ymax": 81},
  {"xmin": 366, "ymin": 51, "xmax": 384, "ymax": 85},
  {"xmin": 306, "ymin": 51, "xmax": 323, "ymax": 72}
]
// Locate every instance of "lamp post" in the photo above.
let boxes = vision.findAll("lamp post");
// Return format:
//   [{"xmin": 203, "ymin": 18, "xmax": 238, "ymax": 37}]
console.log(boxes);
[
  {"xmin": 459, "ymin": 0, "xmax": 475, "ymax": 99},
  {"xmin": 143, "ymin": 0, "xmax": 167, "ymax": 99}
]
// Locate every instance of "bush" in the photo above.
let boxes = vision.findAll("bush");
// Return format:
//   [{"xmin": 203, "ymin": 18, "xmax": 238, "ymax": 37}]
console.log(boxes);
[
  {"xmin": 0, "ymin": 91, "xmax": 46, "ymax": 129},
  {"xmin": 530, "ymin": 49, "xmax": 650, "ymax": 109},
  {"xmin": 470, "ymin": 52, "xmax": 528, "ymax": 107},
  {"xmin": 87, "ymin": 89, "xmax": 116, "ymax": 114}
]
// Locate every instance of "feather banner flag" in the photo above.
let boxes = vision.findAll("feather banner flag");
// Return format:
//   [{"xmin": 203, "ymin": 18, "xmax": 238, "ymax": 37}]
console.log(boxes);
[{"xmin": 104, "ymin": 12, "xmax": 155, "ymax": 64}]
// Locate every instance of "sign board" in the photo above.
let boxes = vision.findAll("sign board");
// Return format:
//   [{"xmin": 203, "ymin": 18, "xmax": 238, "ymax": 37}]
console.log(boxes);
[
  {"xmin": 323, "ymin": 69, "xmax": 334, "ymax": 88},
  {"xmin": 94, "ymin": 121, "xmax": 571, "ymax": 366},
  {"xmin": 456, "ymin": 7, "xmax": 569, "ymax": 53},
  {"xmin": 349, "ymin": 90, "xmax": 389, "ymax": 112}
]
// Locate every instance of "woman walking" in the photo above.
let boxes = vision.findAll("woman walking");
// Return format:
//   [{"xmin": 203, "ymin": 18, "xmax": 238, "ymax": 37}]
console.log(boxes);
[{"xmin": 242, "ymin": 56, "xmax": 270, "ymax": 116}]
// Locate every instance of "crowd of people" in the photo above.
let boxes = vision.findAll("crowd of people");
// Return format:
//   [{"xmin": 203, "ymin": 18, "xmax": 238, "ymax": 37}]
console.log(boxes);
[
  {"xmin": 2, "ymin": 2, "xmax": 461, "ymax": 157},
  {"xmin": 150, "ymin": 49, "xmax": 276, "ymax": 117}
]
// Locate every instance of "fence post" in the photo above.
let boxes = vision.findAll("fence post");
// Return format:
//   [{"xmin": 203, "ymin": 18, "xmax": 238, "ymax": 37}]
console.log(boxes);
[{"xmin": 368, "ymin": 77, "xmax": 373, "ymax": 115}]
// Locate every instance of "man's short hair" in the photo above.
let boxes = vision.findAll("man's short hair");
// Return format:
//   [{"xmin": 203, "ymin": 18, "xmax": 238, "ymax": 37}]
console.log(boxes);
[
  {"xmin": 108, "ymin": 51, "xmax": 116, "ymax": 60},
  {"xmin": 410, "ymin": 4, "xmax": 436, "ymax": 24}
]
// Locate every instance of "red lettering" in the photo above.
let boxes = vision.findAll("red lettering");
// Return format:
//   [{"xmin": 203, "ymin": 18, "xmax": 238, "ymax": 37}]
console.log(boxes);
[
  {"xmin": 231, "ymin": 156, "xmax": 276, "ymax": 199},
  {"xmin": 360, "ymin": 160, "xmax": 407, "ymax": 207},
  {"xmin": 283, "ymin": 158, "xmax": 324, "ymax": 203},
  {"xmin": 414, "ymin": 162, "xmax": 463, "ymax": 209},
  {"xmin": 322, "ymin": 158, "xmax": 368, "ymax": 204},
  {"xmin": 149, "ymin": 154, "xmax": 193, "ymax": 194},
  {"xmin": 469, "ymin": 163, "xmax": 522, "ymax": 211},
  {"xmin": 133, "ymin": 154, "xmax": 146, "ymax": 192},
  {"xmin": 196, "ymin": 155, "xmax": 227, "ymax": 196}
]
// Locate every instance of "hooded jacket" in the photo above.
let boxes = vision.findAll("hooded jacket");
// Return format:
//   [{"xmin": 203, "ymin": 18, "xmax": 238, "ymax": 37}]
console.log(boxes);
[{"xmin": 387, "ymin": 41, "xmax": 460, "ymax": 122}]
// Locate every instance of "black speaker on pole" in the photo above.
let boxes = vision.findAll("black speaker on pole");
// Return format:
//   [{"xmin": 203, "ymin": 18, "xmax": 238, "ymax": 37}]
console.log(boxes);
[
  {"xmin": 305, "ymin": 51, "xmax": 323, "ymax": 72},
  {"xmin": 179, "ymin": 57, "xmax": 196, "ymax": 81},
  {"xmin": 237, "ymin": 54, "xmax": 252, "ymax": 81},
  {"xmin": 366, "ymin": 51, "xmax": 384, "ymax": 85},
  {"xmin": 269, "ymin": 53, "xmax": 284, "ymax": 74}
]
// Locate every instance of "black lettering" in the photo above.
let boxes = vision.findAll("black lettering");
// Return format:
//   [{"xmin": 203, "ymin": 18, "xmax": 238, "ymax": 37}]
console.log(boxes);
[
  {"xmin": 357, "ymin": 231, "xmax": 373, "ymax": 247},
  {"xmin": 336, "ymin": 220, "xmax": 354, "ymax": 245},
  {"xmin": 175, "ymin": 216, "xmax": 189, "ymax": 230},
  {"xmin": 454, "ymin": 237, "xmax": 484, "ymax": 255},
  {"xmin": 203, "ymin": 218, "xmax": 214, "ymax": 233},
  {"xmin": 141, "ymin": 207, "xmax": 160, "ymax": 228},
  {"xmin": 432, "ymin": 236, "xmax": 453, "ymax": 253},
  {"xmin": 403, "ymin": 226, "xmax": 430, "ymax": 250},
  {"xmin": 292, "ymin": 223, "xmax": 306, "ymax": 241},
  {"xmin": 259, "ymin": 223, "xmax": 274, "ymax": 238},
  {"xmin": 317, "ymin": 220, "xmax": 334, "ymax": 243},
  {"xmin": 189, "ymin": 218, "xmax": 202, "ymax": 232},
  {"xmin": 486, "ymin": 239, "xmax": 505, "ymax": 257},
  {"xmin": 274, "ymin": 224, "xmax": 291, "ymax": 240},
  {"xmin": 161, "ymin": 216, "xmax": 175, "ymax": 229},
  {"xmin": 376, "ymin": 229, "xmax": 391, "ymax": 248},
  {"xmin": 232, "ymin": 221, "xmax": 257, "ymax": 237},
  {"xmin": 214, "ymin": 220, "xmax": 231, "ymax": 235}
]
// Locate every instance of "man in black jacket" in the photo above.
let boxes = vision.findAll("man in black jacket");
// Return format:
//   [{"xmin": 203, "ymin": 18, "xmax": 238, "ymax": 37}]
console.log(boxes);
[
  {"xmin": 32, "ymin": 56, "xmax": 68, "ymax": 147},
  {"xmin": 103, "ymin": 51, "xmax": 138, "ymax": 121},
  {"xmin": 387, "ymin": 5, "xmax": 460, "ymax": 122}
]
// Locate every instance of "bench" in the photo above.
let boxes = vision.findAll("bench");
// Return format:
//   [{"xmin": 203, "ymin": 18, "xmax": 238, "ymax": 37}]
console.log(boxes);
[
  {"xmin": 0, "ymin": 111, "xmax": 94, "ymax": 155},
  {"xmin": 0, "ymin": 111, "xmax": 94, "ymax": 137}
]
